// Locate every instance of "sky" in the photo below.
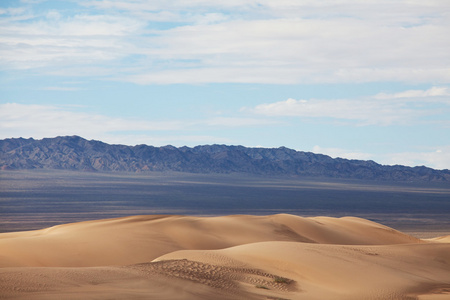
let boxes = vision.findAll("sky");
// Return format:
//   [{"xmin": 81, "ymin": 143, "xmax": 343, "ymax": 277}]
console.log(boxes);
[{"xmin": 1, "ymin": 0, "xmax": 450, "ymax": 170}]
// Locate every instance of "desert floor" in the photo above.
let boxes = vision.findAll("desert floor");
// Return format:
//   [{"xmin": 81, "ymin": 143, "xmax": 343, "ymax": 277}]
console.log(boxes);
[{"xmin": 1, "ymin": 214, "xmax": 449, "ymax": 299}]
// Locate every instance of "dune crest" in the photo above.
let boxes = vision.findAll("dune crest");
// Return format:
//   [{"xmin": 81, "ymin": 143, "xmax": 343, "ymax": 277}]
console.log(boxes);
[
  {"xmin": 0, "ymin": 214, "xmax": 421, "ymax": 268},
  {"xmin": 429, "ymin": 235, "xmax": 450, "ymax": 243},
  {"xmin": 0, "ymin": 214, "xmax": 448, "ymax": 299}
]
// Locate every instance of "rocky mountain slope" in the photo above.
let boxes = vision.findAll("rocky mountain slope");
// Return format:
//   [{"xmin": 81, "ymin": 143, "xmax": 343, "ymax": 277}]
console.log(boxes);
[{"xmin": 1, "ymin": 136, "xmax": 449, "ymax": 181}]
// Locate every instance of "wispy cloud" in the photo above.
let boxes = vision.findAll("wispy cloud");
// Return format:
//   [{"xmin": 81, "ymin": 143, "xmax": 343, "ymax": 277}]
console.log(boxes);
[
  {"xmin": 0, "ymin": 103, "xmax": 272, "ymax": 145},
  {"xmin": 311, "ymin": 145, "xmax": 450, "ymax": 170},
  {"xmin": 381, "ymin": 147, "xmax": 450, "ymax": 170},
  {"xmin": 374, "ymin": 86, "xmax": 450, "ymax": 99},
  {"xmin": 1, "ymin": 1, "xmax": 449, "ymax": 84},
  {"xmin": 246, "ymin": 87, "xmax": 450, "ymax": 126},
  {"xmin": 0, "ymin": 10, "xmax": 144, "ymax": 69},
  {"xmin": 0, "ymin": 103, "xmax": 183, "ymax": 142}
]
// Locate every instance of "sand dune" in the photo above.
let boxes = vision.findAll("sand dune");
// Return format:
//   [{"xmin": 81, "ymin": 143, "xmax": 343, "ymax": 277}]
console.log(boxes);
[
  {"xmin": 0, "ymin": 214, "xmax": 449, "ymax": 299},
  {"xmin": 0, "ymin": 214, "xmax": 421, "ymax": 268},
  {"xmin": 158, "ymin": 241, "xmax": 450, "ymax": 299},
  {"xmin": 430, "ymin": 235, "xmax": 450, "ymax": 243}
]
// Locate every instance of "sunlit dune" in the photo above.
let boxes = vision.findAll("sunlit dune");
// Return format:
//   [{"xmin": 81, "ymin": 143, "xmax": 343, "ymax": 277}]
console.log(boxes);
[
  {"xmin": 429, "ymin": 235, "xmax": 450, "ymax": 243},
  {"xmin": 1, "ymin": 214, "xmax": 449, "ymax": 299}
]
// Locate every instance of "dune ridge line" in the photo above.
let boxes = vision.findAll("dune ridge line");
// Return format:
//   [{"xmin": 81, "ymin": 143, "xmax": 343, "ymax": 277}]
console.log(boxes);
[{"xmin": 0, "ymin": 214, "xmax": 449, "ymax": 299}]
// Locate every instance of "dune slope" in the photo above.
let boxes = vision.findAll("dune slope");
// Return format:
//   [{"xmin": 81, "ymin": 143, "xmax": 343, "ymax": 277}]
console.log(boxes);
[
  {"xmin": 0, "ymin": 214, "xmax": 421, "ymax": 268},
  {"xmin": 0, "ymin": 214, "xmax": 448, "ymax": 299},
  {"xmin": 157, "ymin": 242, "xmax": 450, "ymax": 299}
]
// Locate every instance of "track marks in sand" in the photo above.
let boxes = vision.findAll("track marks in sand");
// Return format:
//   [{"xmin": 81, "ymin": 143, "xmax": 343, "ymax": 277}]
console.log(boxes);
[{"xmin": 130, "ymin": 259, "xmax": 297, "ymax": 297}]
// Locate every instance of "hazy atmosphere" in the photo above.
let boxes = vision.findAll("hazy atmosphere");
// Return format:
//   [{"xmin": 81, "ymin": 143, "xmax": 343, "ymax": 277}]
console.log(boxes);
[{"xmin": 1, "ymin": 0, "xmax": 450, "ymax": 169}]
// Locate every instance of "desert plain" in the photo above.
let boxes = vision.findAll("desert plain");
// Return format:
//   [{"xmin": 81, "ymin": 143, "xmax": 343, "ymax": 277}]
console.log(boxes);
[
  {"xmin": 1, "ymin": 213, "xmax": 449, "ymax": 300},
  {"xmin": 1, "ymin": 171, "xmax": 450, "ymax": 299}
]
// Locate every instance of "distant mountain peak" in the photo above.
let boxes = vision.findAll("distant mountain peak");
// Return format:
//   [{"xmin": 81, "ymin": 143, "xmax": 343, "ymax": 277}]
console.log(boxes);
[{"xmin": 1, "ymin": 136, "xmax": 449, "ymax": 182}]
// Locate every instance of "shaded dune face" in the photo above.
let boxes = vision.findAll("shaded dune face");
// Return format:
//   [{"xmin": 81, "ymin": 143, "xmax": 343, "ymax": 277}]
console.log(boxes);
[{"xmin": 0, "ymin": 214, "xmax": 449, "ymax": 299}]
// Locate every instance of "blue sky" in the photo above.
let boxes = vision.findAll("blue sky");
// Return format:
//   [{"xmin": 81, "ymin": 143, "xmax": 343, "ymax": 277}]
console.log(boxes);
[{"xmin": 1, "ymin": 0, "xmax": 450, "ymax": 169}]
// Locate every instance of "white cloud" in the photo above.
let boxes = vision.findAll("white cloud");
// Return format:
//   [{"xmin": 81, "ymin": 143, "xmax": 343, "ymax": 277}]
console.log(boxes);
[
  {"xmin": 1, "ymin": 0, "xmax": 449, "ymax": 83},
  {"xmin": 249, "ymin": 98, "xmax": 413, "ymax": 125},
  {"xmin": 126, "ymin": 67, "xmax": 304, "ymax": 85},
  {"xmin": 374, "ymin": 86, "xmax": 450, "ymax": 99},
  {"xmin": 380, "ymin": 147, "xmax": 450, "ymax": 170},
  {"xmin": 81, "ymin": 0, "xmax": 450, "ymax": 20},
  {"xmin": 0, "ymin": 11, "xmax": 144, "ymax": 69},
  {"xmin": 247, "ymin": 86, "xmax": 450, "ymax": 126},
  {"xmin": 311, "ymin": 145, "xmax": 450, "ymax": 170},
  {"xmin": 0, "ymin": 103, "xmax": 183, "ymax": 142},
  {"xmin": 0, "ymin": 103, "xmax": 270, "ymax": 146},
  {"xmin": 125, "ymin": 15, "xmax": 450, "ymax": 84}
]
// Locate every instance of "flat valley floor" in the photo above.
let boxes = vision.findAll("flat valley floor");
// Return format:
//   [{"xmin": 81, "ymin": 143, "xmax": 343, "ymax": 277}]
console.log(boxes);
[{"xmin": 1, "ymin": 170, "xmax": 450, "ymax": 237}]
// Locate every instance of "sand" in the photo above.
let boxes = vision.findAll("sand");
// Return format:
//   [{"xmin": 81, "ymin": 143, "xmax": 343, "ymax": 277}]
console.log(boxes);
[{"xmin": 0, "ymin": 214, "xmax": 449, "ymax": 299}]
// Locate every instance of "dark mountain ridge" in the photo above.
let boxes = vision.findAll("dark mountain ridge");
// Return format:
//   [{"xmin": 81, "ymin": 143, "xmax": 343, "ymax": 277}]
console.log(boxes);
[{"xmin": 1, "ymin": 136, "xmax": 449, "ymax": 182}]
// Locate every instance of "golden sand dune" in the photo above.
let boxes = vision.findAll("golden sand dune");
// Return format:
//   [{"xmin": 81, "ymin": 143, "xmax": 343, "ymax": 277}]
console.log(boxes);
[
  {"xmin": 0, "ymin": 214, "xmax": 421, "ymax": 268},
  {"xmin": 0, "ymin": 214, "xmax": 449, "ymax": 299},
  {"xmin": 430, "ymin": 235, "xmax": 450, "ymax": 243}
]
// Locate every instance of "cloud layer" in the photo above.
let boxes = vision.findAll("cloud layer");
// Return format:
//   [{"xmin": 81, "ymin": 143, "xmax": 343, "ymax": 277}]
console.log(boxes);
[
  {"xmin": 1, "ymin": 0, "xmax": 449, "ymax": 84},
  {"xmin": 0, "ymin": 103, "xmax": 272, "ymax": 146},
  {"xmin": 248, "ymin": 87, "xmax": 450, "ymax": 126},
  {"xmin": 0, "ymin": 103, "xmax": 182, "ymax": 143}
]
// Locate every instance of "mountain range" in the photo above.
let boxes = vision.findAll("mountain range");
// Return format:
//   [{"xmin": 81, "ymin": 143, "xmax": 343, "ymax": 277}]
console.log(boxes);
[{"xmin": 1, "ymin": 136, "xmax": 449, "ymax": 182}]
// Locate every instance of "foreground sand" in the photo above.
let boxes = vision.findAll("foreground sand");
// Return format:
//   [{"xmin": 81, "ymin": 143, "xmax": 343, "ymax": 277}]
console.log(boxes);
[{"xmin": 0, "ymin": 214, "xmax": 449, "ymax": 299}]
